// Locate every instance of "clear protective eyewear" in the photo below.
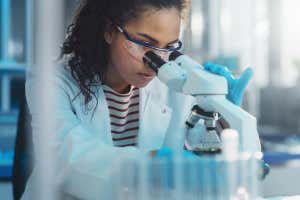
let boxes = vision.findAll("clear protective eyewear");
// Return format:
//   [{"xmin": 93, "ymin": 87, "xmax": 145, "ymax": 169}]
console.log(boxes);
[{"xmin": 116, "ymin": 25, "xmax": 182, "ymax": 62}]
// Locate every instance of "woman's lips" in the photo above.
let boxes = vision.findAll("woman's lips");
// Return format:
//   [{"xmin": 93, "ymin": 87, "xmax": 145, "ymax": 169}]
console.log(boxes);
[
  {"xmin": 139, "ymin": 72, "xmax": 154, "ymax": 76},
  {"xmin": 138, "ymin": 72, "xmax": 155, "ymax": 80}
]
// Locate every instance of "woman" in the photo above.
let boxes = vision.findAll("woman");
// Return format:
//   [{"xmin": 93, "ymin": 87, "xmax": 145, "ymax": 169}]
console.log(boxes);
[{"xmin": 22, "ymin": 0, "xmax": 260, "ymax": 199}]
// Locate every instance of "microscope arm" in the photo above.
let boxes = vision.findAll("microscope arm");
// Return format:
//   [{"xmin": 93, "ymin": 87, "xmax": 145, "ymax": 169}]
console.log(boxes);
[{"xmin": 196, "ymin": 95, "xmax": 261, "ymax": 152}]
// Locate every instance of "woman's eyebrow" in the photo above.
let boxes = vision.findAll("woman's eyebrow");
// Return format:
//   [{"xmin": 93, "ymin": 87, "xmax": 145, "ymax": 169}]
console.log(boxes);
[
  {"xmin": 137, "ymin": 33, "xmax": 179, "ymax": 45},
  {"xmin": 137, "ymin": 33, "xmax": 159, "ymax": 43},
  {"xmin": 167, "ymin": 39, "xmax": 179, "ymax": 45}
]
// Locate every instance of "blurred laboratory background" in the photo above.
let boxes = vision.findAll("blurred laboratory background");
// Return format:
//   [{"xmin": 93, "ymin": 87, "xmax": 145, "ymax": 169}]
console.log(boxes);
[{"xmin": 0, "ymin": 0, "xmax": 300, "ymax": 199}]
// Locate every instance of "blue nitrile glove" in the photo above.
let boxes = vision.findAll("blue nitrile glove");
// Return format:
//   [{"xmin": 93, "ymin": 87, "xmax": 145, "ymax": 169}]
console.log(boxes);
[
  {"xmin": 203, "ymin": 62, "xmax": 254, "ymax": 105},
  {"xmin": 153, "ymin": 147, "xmax": 196, "ymax": 189},
  {"xmin": 156, "ymin": 148, "xmax": 220, "ymax": 195},
  {"xmin": 260, "ymin": 160, "xmax": 270, "ymax": 180},
  {"xmin": 156, "ymin": 147, "xmax": 195, "ymax": 158}
]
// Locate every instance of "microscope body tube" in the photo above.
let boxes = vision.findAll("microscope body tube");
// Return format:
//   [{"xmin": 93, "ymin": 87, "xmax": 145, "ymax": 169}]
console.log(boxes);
[
  {"xmin": 169, "ymin": 51, "xmax": 228, "ymax": 96},
  {"xmin": 143, "ymin": 51, "xmax": 187, "ymax": 92},
  {"xmin": 144, "ymin": 51, "xmax": 227, "ymax": 95}
]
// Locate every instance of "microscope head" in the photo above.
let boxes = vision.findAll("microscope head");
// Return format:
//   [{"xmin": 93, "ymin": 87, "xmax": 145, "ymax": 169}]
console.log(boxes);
[{"xmin": 143, "ymin": 51, "xmax": 228, "ymax": 96}]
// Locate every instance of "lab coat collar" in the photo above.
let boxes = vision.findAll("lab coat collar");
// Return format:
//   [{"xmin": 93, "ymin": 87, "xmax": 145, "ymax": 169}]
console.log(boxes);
[{"xmin": 138, "ymin": 78, "xmax": 172, "ymax": 152}]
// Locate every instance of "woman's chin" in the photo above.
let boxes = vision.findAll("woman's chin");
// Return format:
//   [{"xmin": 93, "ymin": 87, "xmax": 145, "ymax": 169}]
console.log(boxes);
[{"xmin": 133, "ymin": 78, "xmax": 154, "ymax": 88}]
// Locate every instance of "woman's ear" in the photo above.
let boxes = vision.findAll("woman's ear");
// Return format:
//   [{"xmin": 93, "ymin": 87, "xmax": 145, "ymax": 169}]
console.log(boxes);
[
  {"xmin": 104, "ymin": 20, "xmax": 115, "ymax": 44},
  {"xmin": 104, "ymin": 31, "xmax": 113, "ymax": 44}
]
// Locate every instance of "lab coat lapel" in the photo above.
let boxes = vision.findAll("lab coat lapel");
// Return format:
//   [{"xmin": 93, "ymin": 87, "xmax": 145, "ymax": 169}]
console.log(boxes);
[
  {"xmin": 87, "ymin": 87, "xmax": 113, "ymax": 146},
  {"xmin": 138, "ymin": 80, "xmax": 172, "ymax": 151}
]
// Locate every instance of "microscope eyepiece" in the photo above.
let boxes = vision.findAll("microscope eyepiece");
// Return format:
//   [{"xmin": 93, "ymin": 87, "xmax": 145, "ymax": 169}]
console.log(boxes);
[
  {"xmin": 143, "ymin": 51, "xmax": 166, "ymax": 73},
  {"xmin": 169, "ymin": 50, "xmax": 183, "ymax": 61}
]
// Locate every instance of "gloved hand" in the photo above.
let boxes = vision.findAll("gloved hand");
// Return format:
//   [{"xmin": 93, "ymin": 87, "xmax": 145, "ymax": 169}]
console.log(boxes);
[
  {"xmin": 155, "ymin": 147, "xmax": 195, "ymax": 158},
  {"xmin": 260, "ymin": 160, "xmax": 270, "ymax": 180},
  {"xmin": 155, "ymin": 148, "xmax": 220, "ymax": 193},
  {"xmin": 152, "ymin": 147, "xmax": 196, "ymax": 189},
  {"xmin": 203, "ymin": 62, "xmax": 253, "ymax": 105}
]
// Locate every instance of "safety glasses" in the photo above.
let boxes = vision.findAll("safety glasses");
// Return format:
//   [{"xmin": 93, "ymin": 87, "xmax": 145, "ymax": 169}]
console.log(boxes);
[{"xmin": 116, "ymin": 25, "xmax": 182, "ymax": 62}]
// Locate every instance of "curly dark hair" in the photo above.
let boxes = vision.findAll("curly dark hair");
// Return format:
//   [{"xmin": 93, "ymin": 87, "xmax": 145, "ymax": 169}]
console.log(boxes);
[{"xmin": 61, "ymin": 0, "xmax": 190, "ymax": 108}]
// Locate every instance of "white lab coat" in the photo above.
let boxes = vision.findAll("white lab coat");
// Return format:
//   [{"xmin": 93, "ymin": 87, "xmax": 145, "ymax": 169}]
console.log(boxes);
[
  {"xmin": 21, "ymin": 63, "xmax": 261, "ymax": 199},
  {"xmin": 21, "ymin": 65, "xmax": 195, "ymax": 200}
]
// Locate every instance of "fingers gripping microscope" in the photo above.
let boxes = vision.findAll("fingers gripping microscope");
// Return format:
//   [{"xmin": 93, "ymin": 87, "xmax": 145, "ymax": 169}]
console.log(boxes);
[{"xmin": 143, "ymin": 51, "xmax": 261, "ymax": 154}]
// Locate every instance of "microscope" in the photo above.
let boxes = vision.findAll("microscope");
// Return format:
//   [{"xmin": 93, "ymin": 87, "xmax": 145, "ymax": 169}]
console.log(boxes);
[{"xmin": 143, "ymin": 51, "xmax": 261, "ymax": 154}]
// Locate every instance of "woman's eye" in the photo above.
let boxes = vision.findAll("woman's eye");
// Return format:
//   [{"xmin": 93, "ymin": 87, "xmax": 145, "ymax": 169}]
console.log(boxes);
[
  {"xmin": 141, "ymin": 40, "xmax": 152, "ymax": 46},
  {"xmin": 166, "ymin": 43, "xmax": 177, "ymax": 48}
]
